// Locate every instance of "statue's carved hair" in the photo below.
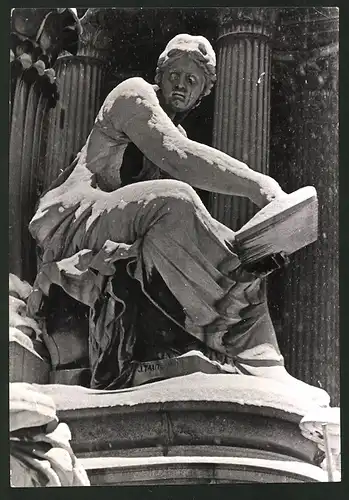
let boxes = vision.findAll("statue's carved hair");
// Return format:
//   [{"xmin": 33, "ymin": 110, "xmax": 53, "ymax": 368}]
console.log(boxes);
[{"xmin": 155, "ymin": 34, "xmax": 217, "ymax": 101}]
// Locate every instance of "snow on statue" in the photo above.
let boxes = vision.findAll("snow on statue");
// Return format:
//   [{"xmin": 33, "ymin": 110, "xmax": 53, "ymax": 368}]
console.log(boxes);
[{"xmin": 27, "ymin": 34, "xmax": 329, "ymax": 405}]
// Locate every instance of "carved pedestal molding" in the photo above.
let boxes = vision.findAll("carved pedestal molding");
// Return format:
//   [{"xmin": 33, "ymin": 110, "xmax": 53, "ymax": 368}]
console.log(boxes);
[
  {"xmin": 209, "ymin": 8, "xmax": 277, "ymax": 230},
  {"xmin": 38, "ymin": 373, "xmax": 328, "ymax": 484},
  {"xmin": 43, "ymin": 9, "xmax": 114, "ymax": 189}
]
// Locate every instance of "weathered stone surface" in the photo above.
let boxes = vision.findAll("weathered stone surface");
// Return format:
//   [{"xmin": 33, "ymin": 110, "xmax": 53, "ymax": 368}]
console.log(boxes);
[
  {"xmin": 33, "ymin": 374, "xmax": 322, "ymax": 464},
  {"xmin": 80, "ymin": 455, "xmax": 327, "ymax": 484},
  {"xmin": 61, "ymin": 407, "xmax": 316, "ymax": 463},
  {"xmin": 9, "ymin": 276, "xmax": 51, "ymax": 384},
  {"xmin": 268, "ymin": 7, "xmax": 339, "ymax": 405},
  {"xmin": 77, "ymin": 444, "xmax": 309, "ymax": 461},
  {"xmin": 10, "ymin": 336, "xmax": 50, "ymax": 385},
  {"xmin": 49, "ymin": 368, "xmax": 91, "ymax": 386}
]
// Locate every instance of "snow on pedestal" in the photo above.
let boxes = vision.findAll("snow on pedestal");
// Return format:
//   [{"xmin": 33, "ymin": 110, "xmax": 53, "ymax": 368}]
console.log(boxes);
[{"xmin": 25, "ymin": 373, "xmax": 331, "ymax": 484}]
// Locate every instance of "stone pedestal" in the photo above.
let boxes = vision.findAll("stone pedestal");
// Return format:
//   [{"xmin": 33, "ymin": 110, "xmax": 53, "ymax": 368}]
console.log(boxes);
[
  {"xmin": 268, "ymin": 7, "xmax": 339, "ymax": 405},
  {"xmin": 81, "ymin": 455, "xmax": 327, "ymax": 485},
  {"xmin": 209, "ymin": 8, "xmax": 276, "ymax": 230},
  {"xmin": 36, "ymin": 373, "xmax": 328, "ymax": 484},
  {"xmin": 43, "ymin": 9, "xmax": 113, "ymax": 189}
]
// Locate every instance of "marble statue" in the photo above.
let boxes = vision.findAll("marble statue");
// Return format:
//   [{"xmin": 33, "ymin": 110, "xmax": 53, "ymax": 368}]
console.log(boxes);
[{"xmin": 27, "ymin": 34, "xmax": 329, "ymax": 405}]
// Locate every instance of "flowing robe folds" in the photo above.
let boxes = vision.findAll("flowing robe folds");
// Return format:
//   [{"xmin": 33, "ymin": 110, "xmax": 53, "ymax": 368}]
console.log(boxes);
[{"xmin": 28, "ymin": 77, "xmax": 281, "ymax": 389}]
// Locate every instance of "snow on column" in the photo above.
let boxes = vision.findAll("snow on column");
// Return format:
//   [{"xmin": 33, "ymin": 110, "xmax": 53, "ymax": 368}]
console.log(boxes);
[
  {"xmin": 43, "ymin": 9, "xmax": 113, "ymax": 190},
  {"xmin": 209, "ymin": 8, "xmax": 276, "ymax": 230}
]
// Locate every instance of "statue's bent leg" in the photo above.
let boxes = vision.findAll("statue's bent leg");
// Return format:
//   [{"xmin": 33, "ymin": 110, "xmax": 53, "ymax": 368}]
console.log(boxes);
[
  {"xmin": 95, "ymin": 179, "xmax": 329, "ymax": 404},
  {"xmin": 88, "ymin": 180, "xmax": 278, "ymax": 355},
  {"xmin": 35, "ymin": 178, "xmax": 330, "ymax": 402},
  {"xmin": 221, "ymin": 280, "xmax": 330, "ymax": 405}
]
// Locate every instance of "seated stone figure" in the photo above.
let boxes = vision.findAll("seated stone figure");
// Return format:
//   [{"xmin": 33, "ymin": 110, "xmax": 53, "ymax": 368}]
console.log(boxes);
[{"xmin": 27, "ymin": 34, "xmax": 328, "ymax": 405}]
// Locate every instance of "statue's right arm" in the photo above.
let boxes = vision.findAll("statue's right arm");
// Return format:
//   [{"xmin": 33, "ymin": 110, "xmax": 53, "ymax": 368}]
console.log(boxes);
[{"xmin": 104, "ymin": 78, "xmax": 285, "ymax": 207}]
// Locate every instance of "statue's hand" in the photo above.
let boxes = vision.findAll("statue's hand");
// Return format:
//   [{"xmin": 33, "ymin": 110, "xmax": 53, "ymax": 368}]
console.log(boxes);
[{"xmin": 253, "ymin": 177, "xmax": 288, "ymax": 208}]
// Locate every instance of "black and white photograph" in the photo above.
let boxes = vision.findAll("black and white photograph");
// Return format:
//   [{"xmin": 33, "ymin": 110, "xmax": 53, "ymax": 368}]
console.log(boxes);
[{"xmin": 9, "ymin": 6, "xmax": 340, "ymax": 486}]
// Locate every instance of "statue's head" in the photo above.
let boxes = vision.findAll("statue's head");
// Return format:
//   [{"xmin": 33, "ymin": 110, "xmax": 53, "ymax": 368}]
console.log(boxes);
[{"xmin": 155, "ymin": 34, "xmax": 216, "ymax": 114}]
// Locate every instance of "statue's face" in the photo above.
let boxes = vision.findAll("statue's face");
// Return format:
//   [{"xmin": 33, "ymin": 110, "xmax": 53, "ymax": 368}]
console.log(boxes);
[{"xmin": 160, "ymin": 54, "xmax": 206, "ymax": 113}]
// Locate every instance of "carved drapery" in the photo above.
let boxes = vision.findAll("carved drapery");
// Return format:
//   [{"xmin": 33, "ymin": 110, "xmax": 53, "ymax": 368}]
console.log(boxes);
[
  {"xmin": 9, "ymin": 8, "xmax": 339, "ymax": 407},
  {"xmin": 209, "ymin": 8, "xmax": 277, "ymax": 230},
  {"xmin": 268, "ymin": 7, "xmax": 339, "ymax": 405}
]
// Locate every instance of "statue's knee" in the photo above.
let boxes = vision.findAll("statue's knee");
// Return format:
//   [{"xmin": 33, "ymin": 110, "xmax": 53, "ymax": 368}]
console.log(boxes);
[
  {"xmin": 139, "ymin": 181, "xmax": 204, "ymax": 230},
  {"xmin": 159, "ymin": 181, "xmax": 201, "ymax": 212}
]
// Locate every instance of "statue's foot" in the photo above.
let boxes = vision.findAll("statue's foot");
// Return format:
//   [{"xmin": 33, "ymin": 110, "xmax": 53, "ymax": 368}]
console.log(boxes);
[
  {"xmin": 180, "ymin": 350, "xmax": 237, "ymax": 374},
  {"xmin": 234, "ymin": 344, "xmax": 330, "ymax": 407}
]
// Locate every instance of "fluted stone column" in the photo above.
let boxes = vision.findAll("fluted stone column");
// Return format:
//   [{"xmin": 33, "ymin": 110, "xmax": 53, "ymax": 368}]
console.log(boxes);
[
  {"xmin": 268, "ymin": 8, "xmax": 339, "ymax": 404},
  {"xmin": 9, "ymin": 8, "xmax": 82, "ymax": 282},
  {"xmin": 9, "ymin": 68, "xmax": 58, "ymax": 282},
  {"xmin": 43, "ymin": 9, "xmax": 113, "ymax": 189},
  {"xmin": 209, "ymin": 8, "xmax": 277, "ymax": 230}
]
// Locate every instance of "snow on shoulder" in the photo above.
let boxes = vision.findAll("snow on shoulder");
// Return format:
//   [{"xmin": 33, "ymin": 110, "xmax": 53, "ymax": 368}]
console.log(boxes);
[{"xmin": 103, "ymin": 77, "xmax": 160, "ymax": 113}]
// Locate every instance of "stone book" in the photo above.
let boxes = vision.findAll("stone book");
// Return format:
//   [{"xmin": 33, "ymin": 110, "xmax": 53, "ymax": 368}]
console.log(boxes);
[{"xmin": 235, "ymin": 186, "xmax": 318, "ymax": 266}]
